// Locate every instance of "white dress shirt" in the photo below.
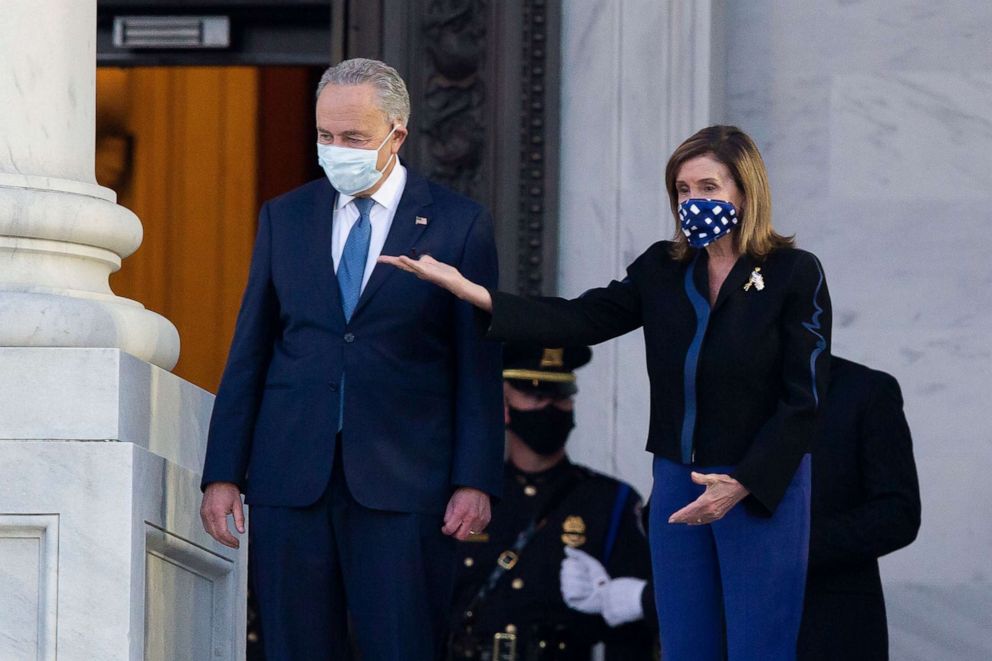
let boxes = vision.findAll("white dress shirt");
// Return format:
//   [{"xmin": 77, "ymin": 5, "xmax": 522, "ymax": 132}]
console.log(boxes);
[{"xmin": 331, "ymin": 162, "xmax": 407, "ymax": 292}]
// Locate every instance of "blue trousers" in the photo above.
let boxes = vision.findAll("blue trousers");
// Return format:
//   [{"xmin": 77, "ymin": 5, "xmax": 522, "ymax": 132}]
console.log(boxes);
[
  {"xmin": 249, "ymin": 443, "xmax": 456, "ymax": 660},
  {"xmin": 648, "ymin": 455, "xmax": 811, "ymax": 661}
]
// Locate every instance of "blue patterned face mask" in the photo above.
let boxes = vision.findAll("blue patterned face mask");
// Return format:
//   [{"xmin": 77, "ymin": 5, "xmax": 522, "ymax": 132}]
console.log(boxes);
[{"xmin": 678, "ymin": 198, "xmax": 739, "ymax": 248}]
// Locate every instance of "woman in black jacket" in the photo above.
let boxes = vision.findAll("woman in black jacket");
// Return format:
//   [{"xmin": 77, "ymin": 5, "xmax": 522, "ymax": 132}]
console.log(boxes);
[{"xmin": 382, "ymin": 125, "xmax": 831, "ymax": 661}]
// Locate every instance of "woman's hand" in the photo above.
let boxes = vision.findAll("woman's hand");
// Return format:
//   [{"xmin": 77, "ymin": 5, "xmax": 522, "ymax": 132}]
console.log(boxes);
[
  {"xmin": 377, "ymin": 254, "xmax": 493, "ymax": 312},
  {"xmin": 668, "ymin": 472, "xmax": 749, "ymax": 525}
]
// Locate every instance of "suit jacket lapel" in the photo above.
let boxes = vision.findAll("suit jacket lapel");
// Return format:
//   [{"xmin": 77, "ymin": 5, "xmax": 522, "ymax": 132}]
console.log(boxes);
[
  {"xmin": 304, "ymin": 178, "xmax": 347, "ymax": 327},
  {"xmin": 352, "ymin": 168, "xmax": 433, "ymax": 317},
  {"xmin": 712, "ymin": 252, "xmax": 757, "ymax": 313}
]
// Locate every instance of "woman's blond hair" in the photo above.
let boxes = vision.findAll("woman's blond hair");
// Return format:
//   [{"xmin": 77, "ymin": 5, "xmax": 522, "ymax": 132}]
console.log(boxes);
[{"xmin": 665, "ymin": 125, "xmax": 793, "ymax": 261}]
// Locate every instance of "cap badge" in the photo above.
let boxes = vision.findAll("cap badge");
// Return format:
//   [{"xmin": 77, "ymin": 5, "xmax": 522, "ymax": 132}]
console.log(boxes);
[
  {"xmin": 540, "ymin": 348, "xmax": 565, "ymax": 368},
  {"xmin": 561, "ymin": 515, "xmax": 587, "ymax": 548}
]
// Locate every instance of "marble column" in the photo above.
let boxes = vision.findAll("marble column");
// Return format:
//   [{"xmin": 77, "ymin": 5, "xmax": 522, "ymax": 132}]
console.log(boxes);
[
  {"xmin": 0, "ymin": 0, "xmax": 179, "ymax": 369},
  {"xmin": 558, "ymin": 0, "xmax": 716, "ymax": 498},
  {"xmin": 0, "ymin": 3, "xmax": 245, "ymax": 659}
]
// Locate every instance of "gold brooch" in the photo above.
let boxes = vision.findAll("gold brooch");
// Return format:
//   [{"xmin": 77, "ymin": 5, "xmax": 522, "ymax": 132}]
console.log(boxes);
[{"xmin": 743, "ymin": 267, "xmax": 765, "ymax": 292}]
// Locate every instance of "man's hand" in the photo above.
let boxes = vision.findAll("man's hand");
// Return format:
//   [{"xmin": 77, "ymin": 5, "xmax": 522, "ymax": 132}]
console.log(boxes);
[
  {"xmin": 668, "ymin": 471, "xmax": 748, "ymax": 525},
  {"xmin": 200, "ymin": 482, "xmax": 246, "ymax": 549},
  {"xmin": 441, "ymin": 487, "xmax": 491, "ymax": 541}
]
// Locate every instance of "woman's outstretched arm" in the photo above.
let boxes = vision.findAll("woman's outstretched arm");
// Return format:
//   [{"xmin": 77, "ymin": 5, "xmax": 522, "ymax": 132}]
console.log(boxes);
[{"xmin": 378, "ymin": 254, "xmax": 643, "ymax": 346}]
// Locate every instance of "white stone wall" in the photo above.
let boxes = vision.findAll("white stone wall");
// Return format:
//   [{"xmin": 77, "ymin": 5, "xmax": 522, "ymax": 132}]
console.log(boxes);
[
  {"xmin": 559, "ymin": 1, "xmax": 992, "ymax": 658},
  {"xmin": 719, "ymin": 2, "xmax": 992, "ymax": 658}
]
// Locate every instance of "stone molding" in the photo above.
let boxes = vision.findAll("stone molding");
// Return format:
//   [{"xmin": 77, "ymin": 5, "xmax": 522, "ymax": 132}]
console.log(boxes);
[{"xmin": 0, "ymin": 514, "xmax": 59, "ymax": 661}]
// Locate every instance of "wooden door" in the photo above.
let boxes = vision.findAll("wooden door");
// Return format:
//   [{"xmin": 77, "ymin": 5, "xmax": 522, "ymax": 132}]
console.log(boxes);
[{"xmin": 97, "ymin": 67, "xmax": 259, "ymax": 392}]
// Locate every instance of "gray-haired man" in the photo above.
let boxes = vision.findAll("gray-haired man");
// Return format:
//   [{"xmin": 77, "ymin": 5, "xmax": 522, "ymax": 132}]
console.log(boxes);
[{"xmin": 199, "ymin": 58, "xmax": 505, "ymax": 660}]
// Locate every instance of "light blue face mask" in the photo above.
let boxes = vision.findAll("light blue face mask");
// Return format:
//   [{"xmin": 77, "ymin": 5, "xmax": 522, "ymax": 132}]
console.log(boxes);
[{"xmin": 317, "ymin": 126, "xmax": 397, "ymax": 196}]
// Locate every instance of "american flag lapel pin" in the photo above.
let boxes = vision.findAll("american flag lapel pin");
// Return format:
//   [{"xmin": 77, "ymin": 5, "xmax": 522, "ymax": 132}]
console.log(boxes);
[{"xmin": 415, "ymin": 216, "xmax": 429, "ymax": 226}]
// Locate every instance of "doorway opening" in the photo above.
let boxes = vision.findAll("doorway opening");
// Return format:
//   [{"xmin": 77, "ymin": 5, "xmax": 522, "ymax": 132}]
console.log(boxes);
[{"xmin": 96, "ymin": 65, "xmax": 324, "ymax": 392}]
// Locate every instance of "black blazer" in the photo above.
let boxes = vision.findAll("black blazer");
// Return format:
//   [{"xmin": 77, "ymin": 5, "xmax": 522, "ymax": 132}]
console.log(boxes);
[
  {"xmin": 798, "ymin": 356, "xmax": 921, "ymax": 661},
  {"xmin": 202, "ymin": 169, "xmax": 505, "ymax": 512},
  {"xmin": 487, "ymin": 241, "xmax": 831, "ymax": 514}
]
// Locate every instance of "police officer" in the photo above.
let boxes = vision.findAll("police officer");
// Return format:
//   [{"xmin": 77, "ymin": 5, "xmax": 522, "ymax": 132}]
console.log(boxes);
[{"xmin": 449, "ymin": 344, "xmax": 656, "ymax": 661}]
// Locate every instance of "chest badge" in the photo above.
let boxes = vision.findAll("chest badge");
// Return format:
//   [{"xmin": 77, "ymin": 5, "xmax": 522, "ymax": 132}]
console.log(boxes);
[
  {"xmin": 415, "ymin": 216, "xmax": 429, "ymax": 226},
  {"xmin": 561, "ymin": 515, "xmax": 587, "ymax": 548},
  {"xmin": 743, "ymin": 267, "xmax": 765, "ymax": 292}
]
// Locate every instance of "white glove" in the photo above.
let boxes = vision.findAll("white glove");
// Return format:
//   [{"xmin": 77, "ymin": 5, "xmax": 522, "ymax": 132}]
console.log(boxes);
[
  {"xmin": 560, "ymin": 546, "xmax": 610, "ymax": 614},
  {"xmin": 560, "ymin": 546, "xmax": 646, "ymax": 627},
  {"xmin": 601, "ymin": 577, "xmax": 647, "ymax": 627}
]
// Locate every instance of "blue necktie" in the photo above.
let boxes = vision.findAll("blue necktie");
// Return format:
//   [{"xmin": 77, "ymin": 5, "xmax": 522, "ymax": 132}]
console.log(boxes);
[
  {"xmin": 338, "ymin": 197, "xmax": 374, "ymax": 322},
  {"xmin": 337, "ymin": 197, "xmax": 373, "ymax": 431}
]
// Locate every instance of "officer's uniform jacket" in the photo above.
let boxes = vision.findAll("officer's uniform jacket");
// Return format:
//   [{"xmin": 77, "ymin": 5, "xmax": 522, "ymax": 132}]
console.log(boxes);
[{"xmin": 451, "ymin": 459, "xmax": 656, "ymax": 660}]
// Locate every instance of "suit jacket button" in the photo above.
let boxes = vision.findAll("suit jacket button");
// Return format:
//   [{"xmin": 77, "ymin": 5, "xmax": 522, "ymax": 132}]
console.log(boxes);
[{"xmin": 343, "ymin": 333, "xmax": 355, "ymax": 343}]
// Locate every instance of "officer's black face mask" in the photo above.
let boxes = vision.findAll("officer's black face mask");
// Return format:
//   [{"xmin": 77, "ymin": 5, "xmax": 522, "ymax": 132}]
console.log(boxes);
[{"xmin": 506, "ymin": 404, "xmax": 575, "ymax": 456}]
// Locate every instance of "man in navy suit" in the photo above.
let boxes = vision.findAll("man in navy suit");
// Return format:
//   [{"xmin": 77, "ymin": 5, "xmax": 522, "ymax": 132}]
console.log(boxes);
[{"xmin": 199, "ymin": 58, "xmax": 505, "ymax": 660}]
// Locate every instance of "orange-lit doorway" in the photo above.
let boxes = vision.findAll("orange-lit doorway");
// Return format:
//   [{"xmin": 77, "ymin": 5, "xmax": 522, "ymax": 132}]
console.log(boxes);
[{"xmin": 96, "ymin": 66, "xmax": 323, "ymax": 392}]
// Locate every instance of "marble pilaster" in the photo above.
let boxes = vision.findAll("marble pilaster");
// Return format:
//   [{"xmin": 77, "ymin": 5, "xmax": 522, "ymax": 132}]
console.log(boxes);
[{"xmin": 558, "ymin": 0, "xmax": 715, "ymax": 499}]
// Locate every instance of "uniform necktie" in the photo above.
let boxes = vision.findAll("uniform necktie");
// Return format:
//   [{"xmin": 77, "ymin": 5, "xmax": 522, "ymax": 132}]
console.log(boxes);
[{"xmin": 338, "ymin": 196, "xmax": 374, "ymax": 322}]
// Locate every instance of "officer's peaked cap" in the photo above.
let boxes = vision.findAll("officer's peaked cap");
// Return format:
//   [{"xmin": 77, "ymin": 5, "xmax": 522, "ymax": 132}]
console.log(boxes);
[{"xmin": 502, "ymin": 343, "xmax": 592, "ymax": 396}]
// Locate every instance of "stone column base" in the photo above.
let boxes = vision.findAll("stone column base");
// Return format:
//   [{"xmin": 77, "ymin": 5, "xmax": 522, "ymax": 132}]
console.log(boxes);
[{"xmin": 0, "ymin": 348, "xmax": 246, "ymax": 660}]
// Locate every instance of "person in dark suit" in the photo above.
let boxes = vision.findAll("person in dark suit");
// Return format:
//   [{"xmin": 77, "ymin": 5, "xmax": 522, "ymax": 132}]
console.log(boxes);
[
  {"xmin": 449, "ymin": 344, "xmax": 656, "ymax": 660},
  {"xmin": 798, "ymin": 356, "xmax": 921, "ymax": 660},
  {"xmin": 382, "ymin": 125, "xmax": 832, "ymax": 660},
  {"xmin": 198, "ymin": 58, "xmax": 504, "ymax": 661}
]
